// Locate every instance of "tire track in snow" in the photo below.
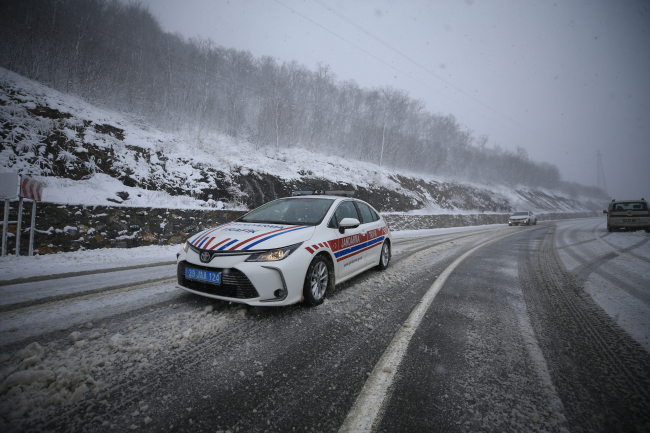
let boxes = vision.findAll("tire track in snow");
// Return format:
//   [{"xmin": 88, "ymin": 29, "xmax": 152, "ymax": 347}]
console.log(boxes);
[{"xmin": 519, "ymin": 225, "xmax": 650, "ymax": 432}]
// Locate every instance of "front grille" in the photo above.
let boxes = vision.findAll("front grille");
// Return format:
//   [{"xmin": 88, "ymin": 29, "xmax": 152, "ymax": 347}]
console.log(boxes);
[{"xmin": 177, "ymin": 261, "xmax": 259, "ymax": 299}]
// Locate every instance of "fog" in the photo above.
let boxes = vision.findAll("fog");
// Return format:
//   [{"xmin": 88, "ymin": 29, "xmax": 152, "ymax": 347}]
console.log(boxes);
[{"xmin": 141, "ymin": 0, "xmax": 650, "ymax": 201}]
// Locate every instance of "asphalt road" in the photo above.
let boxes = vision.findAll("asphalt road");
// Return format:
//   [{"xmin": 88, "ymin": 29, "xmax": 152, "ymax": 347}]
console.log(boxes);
[{"xmin": 1, "ymin": 219, "xmax": 649, "ymax": 433}]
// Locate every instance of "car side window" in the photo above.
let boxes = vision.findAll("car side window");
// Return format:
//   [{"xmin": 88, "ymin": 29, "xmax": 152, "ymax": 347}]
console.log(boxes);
[
  {"xmin": 328, "ymin": 201, "xmax": 360, "ymax": 228},
  {"xmin": 356, "ymin": 202, "xmax": 375, "ymax": 224}
]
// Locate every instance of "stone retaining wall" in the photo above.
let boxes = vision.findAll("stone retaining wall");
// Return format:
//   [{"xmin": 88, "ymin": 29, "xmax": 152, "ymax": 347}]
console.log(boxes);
[
  {"xmin": 0, "ymin": 201, "xmax": 601, "ymax": 255},
  {"xmin": 0, "ymin": 202, "xmax": 246, "ymax": 255}
]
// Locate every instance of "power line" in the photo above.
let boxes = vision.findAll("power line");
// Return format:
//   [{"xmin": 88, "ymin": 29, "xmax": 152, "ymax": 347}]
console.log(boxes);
[
  {"xmin": 309, "ymin": 0, "xmax": 552, "ymax": 142},
  {"xmin": 25, "ymin": 0, "xmax": 544, "ymax": 149},
  {"xmin": 272, "ymin": 0, "xmax": 526, "ymax": 137}
]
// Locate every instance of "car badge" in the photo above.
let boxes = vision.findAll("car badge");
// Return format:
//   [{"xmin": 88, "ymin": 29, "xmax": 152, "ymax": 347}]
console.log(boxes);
[{"xmin": 200, "ymin": 251, "xmax": 212, "ymax": 263}]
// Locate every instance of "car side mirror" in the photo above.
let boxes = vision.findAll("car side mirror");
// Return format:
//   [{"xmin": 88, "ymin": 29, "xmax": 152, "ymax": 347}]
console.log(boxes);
[
  {"xmin": 602, "ymin": 210, "xmax": 607, "ymax": 214},
  {"xmin": 338, "ymin": 217, "xmax": 360, "ymax": 234}
]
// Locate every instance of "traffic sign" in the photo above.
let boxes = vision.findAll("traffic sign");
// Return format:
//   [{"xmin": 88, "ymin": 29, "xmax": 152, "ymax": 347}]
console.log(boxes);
[
  {"xmin": 20, "ymin": 176, "xmax": 44, "ymax": 201},
  {"xmin": 0, "ymin": 172, "xmax": 19, "ymax": 199}
]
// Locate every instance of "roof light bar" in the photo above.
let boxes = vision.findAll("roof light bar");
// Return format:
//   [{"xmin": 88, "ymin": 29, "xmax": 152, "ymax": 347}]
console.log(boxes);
[
  {"xmin": 292, "ymin": 190, "xmax": 315, "ymax": 196},
  {"xmin": 325, "ymin": 190, "xmax": 355, "ymax": 197},
  {"xmin": 291, "ymin": 190, "xmax": 355, "ymax": 197}
]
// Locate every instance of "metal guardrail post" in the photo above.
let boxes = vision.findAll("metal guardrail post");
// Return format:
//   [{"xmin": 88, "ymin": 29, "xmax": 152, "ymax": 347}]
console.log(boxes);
[
  {"xmin": 16, "ymin": 197, "xmax": 23, "ymax": 257},
  {"xmin": 29, "ymin": 200, "xmax": 36, "ymax": 256},
  {"xmin": 2, "ymin": 199, "xmax": 8, "ymax": 257}
]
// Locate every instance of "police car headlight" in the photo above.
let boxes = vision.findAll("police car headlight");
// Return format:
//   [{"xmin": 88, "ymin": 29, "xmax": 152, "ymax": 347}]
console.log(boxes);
[
  {"xmin": 183, "ymin": 241, "xmax": 190, "ymax": 252},
  {"xmin": 245, "ymin": 243, "xmax": 303, "ymax": 262}
]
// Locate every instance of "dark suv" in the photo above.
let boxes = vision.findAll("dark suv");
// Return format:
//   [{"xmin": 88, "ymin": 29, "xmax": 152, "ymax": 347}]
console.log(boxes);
[{"xmin": 603, "ymin": 199, "xmax": 650, "ymax": 232}]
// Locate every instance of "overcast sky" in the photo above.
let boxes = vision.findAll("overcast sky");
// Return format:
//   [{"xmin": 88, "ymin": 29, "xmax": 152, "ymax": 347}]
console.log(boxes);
[{"xmin": 140, "ymin": 0, "xmax": 650, "ymax": 200}]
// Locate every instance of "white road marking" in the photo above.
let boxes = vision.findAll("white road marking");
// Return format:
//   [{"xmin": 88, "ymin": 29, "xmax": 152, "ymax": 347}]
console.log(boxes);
[{"xmin": 339, "ymin": 233, "xmax": 515, "ymax": 433}]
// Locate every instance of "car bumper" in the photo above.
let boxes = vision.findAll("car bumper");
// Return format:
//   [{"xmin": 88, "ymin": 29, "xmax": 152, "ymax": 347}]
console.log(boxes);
[
  {"xmin": 175, "ymin": 247, "xmax": 311, "ymax": 306},
  {"xmin": 607, "ymin": 217, "xmax": 650, "ymax": 229}
]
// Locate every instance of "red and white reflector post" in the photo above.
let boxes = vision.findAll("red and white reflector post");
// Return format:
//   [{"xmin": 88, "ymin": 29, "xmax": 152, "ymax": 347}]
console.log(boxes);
[{"xmin": 20, "ymin": 176, "xmax": 44, "ymax": 257}]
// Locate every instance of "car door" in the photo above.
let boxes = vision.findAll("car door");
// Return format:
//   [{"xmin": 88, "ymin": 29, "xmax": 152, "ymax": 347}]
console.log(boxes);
[
  {"xmin": 355, "ymin": 201, "xmax": 385, "ymax": 267},
  {"xmin": 328, "ymin": 200, "xmax": 368, "ymax": 279}
]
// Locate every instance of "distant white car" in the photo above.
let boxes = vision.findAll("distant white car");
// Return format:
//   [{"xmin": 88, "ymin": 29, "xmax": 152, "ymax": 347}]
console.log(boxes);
[
  {"xmin": 176, "ymin": 191, "xmax": 392, "ymax": 306},
  {"xmin": 508, "ymin": 211, "xmax": 537, "ymax": 226}
]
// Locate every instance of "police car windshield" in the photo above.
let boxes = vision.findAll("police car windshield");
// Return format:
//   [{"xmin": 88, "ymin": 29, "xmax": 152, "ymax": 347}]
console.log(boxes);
[{"xmin": 240, "ymin": 198, "xmax": 335, "ymax": 226}]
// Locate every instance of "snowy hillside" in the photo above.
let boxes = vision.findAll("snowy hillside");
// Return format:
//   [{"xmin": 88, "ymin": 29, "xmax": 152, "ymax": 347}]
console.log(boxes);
[{"xmin": 0, "ymin": 68, "xmax": 605, "ymax": 214}]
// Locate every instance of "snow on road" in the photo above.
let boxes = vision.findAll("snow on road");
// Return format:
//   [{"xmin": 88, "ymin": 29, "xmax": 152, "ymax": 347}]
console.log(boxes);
[
  {"xmin": 0, "ymin": 264, "xmax": 176, "ymax": 308},
  {"xmin": 0, "ymin": 226, "xmax": 487, "ymax": 428},
  {"xmin": 0, "ymin": 244, "xmax": 180, "ymax": 281},
  {"xmin": 554, "ymin": 219, "xmax": 650, "ymax": 352},
  {"xmin": 0, "ymin": 221, "xmax": 648, "ymax": 430}
]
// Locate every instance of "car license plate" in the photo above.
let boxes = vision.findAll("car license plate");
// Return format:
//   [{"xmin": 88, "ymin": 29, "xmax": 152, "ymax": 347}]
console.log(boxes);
[
  {"xmin": 622, "ymin": 219, "xmax": 638, "ymax": 222},
  {"xmin": 185, "ymin": 267, "xmax": 221, "ymax": 284}
]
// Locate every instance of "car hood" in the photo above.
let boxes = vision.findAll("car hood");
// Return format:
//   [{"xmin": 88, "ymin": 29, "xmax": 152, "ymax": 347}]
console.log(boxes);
[{"xmin": 187, "ymin": 222, "xmax": 316, "ymax": 251}]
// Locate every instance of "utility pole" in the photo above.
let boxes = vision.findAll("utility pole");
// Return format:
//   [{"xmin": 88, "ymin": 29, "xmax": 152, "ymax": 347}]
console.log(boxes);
[{"xmin": 596, "ymin": 151, "xmax": 607, "ymax": 195}]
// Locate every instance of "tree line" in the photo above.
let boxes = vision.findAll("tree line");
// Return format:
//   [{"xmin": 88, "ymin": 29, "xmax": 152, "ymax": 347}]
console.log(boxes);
[{"xmin": 0, "ymin": 0, "xmax": 605, "ymax": 198}]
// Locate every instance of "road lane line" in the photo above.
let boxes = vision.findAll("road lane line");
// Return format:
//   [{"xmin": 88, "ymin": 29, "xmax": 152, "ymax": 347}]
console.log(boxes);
[
  {"xmin": 339, "ymin": 232, "xmax": 518, "ymax": 433},
  {"xmin": 0, "ymin": 277, "xmax": 176, "ymax": 316},
  {"xmin": 0, "ymin": 260, "xmax": 177, "ymax": 287}
]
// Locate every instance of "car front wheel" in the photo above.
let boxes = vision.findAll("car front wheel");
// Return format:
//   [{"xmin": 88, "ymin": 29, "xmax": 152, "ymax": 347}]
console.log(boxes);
[
  {"xmin": 376, "ymin": 241, "xmax": 391, "ymax": 270},
  {"xmin": 303, "ymin": 256, "xmax": 330, "ymax": 306}
]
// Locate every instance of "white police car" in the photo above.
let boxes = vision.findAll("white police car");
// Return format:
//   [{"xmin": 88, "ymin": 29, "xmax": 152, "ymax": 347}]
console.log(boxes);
[{"xmin": 176, "ymin": 190, "xmax": 392, "ymax": 306}]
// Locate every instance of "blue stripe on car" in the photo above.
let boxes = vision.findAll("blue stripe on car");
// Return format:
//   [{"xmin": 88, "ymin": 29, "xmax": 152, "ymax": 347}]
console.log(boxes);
[
  {"xmin": 218, "ymin": 239, "xmax": 239, "ymax": 250},
  {"xmin": 191, "ymin": 222, "xmax": 231, "ymax": 246},
  {"xmin": 197, "ymin": 236, "xmax": 212, "ymax": 248},
  {"xmin": 242, "ymin": 226, "xmax": 310, "ymax": 250},
  {"xmin": 334, "ymin": 236, "xmax": 384, "ymax": 259}
]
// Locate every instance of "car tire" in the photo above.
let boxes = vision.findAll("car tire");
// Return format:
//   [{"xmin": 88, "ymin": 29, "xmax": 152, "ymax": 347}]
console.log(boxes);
[
  {"xmin": 376, "ymin": 241, "xmax": 391, "ymax": 270},
  {"xmin": 303, "ymin": 255, "xmax": 331, "ymax": 306},
  {"xmin": 533, "ymin": 219, "xmax": 537, "ymax": 225},
  {"xmin": 607, "ymin": 225, "xmax": 613, "ymax": 232}
]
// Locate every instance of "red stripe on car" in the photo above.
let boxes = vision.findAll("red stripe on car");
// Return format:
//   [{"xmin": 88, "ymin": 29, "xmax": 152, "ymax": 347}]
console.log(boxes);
[{"xmin": 209, "ymin": 238, "xmax": 230, "ymax": 250}]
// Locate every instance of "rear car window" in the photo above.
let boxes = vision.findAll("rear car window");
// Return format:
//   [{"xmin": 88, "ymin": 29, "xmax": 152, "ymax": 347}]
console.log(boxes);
[
  {"xmin": 356, "ymin": 202, "xmax": 375, "ymax": 224},
  {"xmin": 612, "ymin": 202, "xmax": 648, "ymax": 211},
  {"xmin": 329, "ymin": 201, "xmax": 359, "ymax": 228}
]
